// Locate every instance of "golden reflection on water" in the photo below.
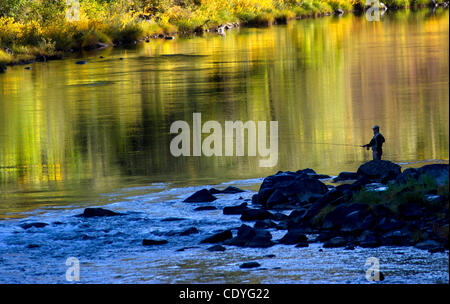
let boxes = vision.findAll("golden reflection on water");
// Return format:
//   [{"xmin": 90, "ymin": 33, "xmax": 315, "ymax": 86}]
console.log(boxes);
[{"xmin": 0, "ymin": 10, "xmax": 448, "ymax": 215}]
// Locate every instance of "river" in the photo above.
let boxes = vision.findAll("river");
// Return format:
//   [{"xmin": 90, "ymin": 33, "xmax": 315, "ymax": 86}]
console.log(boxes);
[{"xmin": 0, "ymin": 9, "xmax": 448, "ymax": 283}]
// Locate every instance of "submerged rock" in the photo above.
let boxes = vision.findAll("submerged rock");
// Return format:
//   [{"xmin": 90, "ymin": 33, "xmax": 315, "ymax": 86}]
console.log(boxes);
[
  {"xmin": 239, "ymin": 262, "xmax": 260, "ymax": 269},
  {"xmin": 323, "ymin": 237, "xmax": 347, "ymax": 248},
  {"xmin": 78, "ymin": 208, "xmax": 122, "ymax": 218},
  {"xmin": 209, "ymin": 186, "xmax": 245, "ymax": 194},
  {"xmin": 142, "ymin": 239, "xmax": 168, "ymax": 246},
  {"xmin": 75, "ymin": 60, "xmax": 87, "ymax": 65},
  {"xmin": 223, "ymin": 203, "xmax": 249, "ymax": 215},
  {"xmin": 224, "ymin": 224, "xmax": 274, "ymax": 248},
  {"xmin": 332, "ymin": 172, "xmax": 357, "ymax": 182},
  {"xmin": 200, "ymin": 230, "xmax": 233, "ymax": 243},
  {"xmin": 179, "ymin": 227, "xmax": 199, "ymax": 236},
  {"xmin": 20, "ymin": 222, "xmax": 49, "ymax": 229},
  {"xmin": 278, "ymin": 230, "xmax": 308, "ymax": 245},
  {"xmin": 184, "ymin": 189, "xmax": 217, "ymax": 203},
  {"xmin": 194, "ymin": 206, "xmax": 217, "ymax": 211},
  {"xmin": 207, "ymin": 245, "xmax": 226, "ymax": 252}
]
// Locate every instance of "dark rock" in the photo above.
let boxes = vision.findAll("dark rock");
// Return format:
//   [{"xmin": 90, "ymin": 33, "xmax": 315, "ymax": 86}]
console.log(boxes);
[
  {"xmin": 200, "ymin": 229, "xmax": 233, "ymax": 243},
  {"xmin": 356, "ymin": 160, "xmax": 401, "ymax": 183},
  {"xmin": 24, "ymin": 66, "xmax": 32, "ymax": 70},
  {"xmin": 340, "ymin": 209, "xmax": 372, "ymax": 234},
  {"xmin": 296, "ymin": 168, "xmax": 316, "ymax": 175},
  {"xmin": 254, "ymin": 171, "xmax": 328, "ymax": 208},
  {"xmin": 223, "ymin": 224, "xmax": 274, "ymax": 248},
  {"xmin": 414, "ymin": 240, "xmax": 442, "ymax": 251},
  {"xmin": 179, "ymin": 227, "xmax": 199, "ymax": 236},
  {"xmin": 309, "ymin": 174, "xmax": 331, "ymax": 180},
  {"xmin": 332, "ymin": 172, "xmax": 357, "ymax": 182},
  {"xmin": 223, "ymin": 203, "xmax": 248, "ymax": 215},
  {"xmin": 164, "ymin": 36, "xmax": 175, "ymax": 40},
  {"xmin": 20, "ymin": 222, "xmax": 49, "ymax": 229},
  {"xmin": 79, "ymin": 208, "xmax": 122, "ymax": 218},
  {"xmin": 304, "ymin": 189, "xmax": 345, "ymax": 221},
  {"xmin": 0, "ymin": 64, "xmax": 6, "ymax": 73},
  {"xmin": 207, "ymin": 245, "xmax": 226, "ymax": 252},
  {"xmin": 75, "ymin": 60, "xmax": 87, "ymax": 65},
  {"xmin": 279, "ymin": 230, "xmax": 308, "ymax": 245},
  {"xmin": 264, "ymin": 254, "xmax": 276, "ymax": 258},
  {"xmin": 294, "ymin": 242, "xmax": 309, "ymax": 248},
  {"xmin": 239, "ymin": 262, "xmax": 260, "ymax": 269},
  {"xmin": 323, "ymin": 236, "xmax": 347, "ymax": 248},
  {"xmin": 221, "ymin": 186, "xmax": 245, "ymax": 194},
  {"xmin": 398, "ymin": 203, "xmax": 423, "ymax": 220},
  {"xmin": 322, "ymin": 203, "xmax": 369, "ymax": 230},
  {"xmin": 161, "ymin": 217, "xmax": 185, "ymax": 222},
  {"xmin": 254, "ymin": 219, "xmax": 277, "ymax": 229},
  {"xmin": 143, "ymin": 239, "xmax": 168, "ymax": 246},
  {"xmin": 372, "ymin": 204, "xmax": 394, "ymax": 219},
  {"xmin": 381, "ymin": 230, "xmax": 412, "ymax": 246},
  {"xmin": 375, "ymin": 217, "xmax": 405, "ymax": 233},
  {"xmin": 358, "ymin": 231, "xmax": 381, "ymax": 248},
  {"xmin": 184, "ymin": 189, "xmax": 217, "ymax": 203},
  {"xmin": 344, "ymin": 244, "xmax": 355, "ymax": 250},
  {"xmin": 194, "ymin": 206, "xmax": 217, "ymax": 211},
  {"xmin": 26, "ymin": 244, "xmax": 40, "ymax": 249},
  {"xmin": 395, "ymin": 168, "xmax": 419, "ymax": 184},
  {"xmin": 416, "ymin": 164, "xmax": 449, "ymax": 186},
  {"xmin": 240, "ymin": 209, "xmax": 275, "ymax": 221},
  {"xmin": 335, "ymin": 8, "xmax": 344, "ymax": 15}
]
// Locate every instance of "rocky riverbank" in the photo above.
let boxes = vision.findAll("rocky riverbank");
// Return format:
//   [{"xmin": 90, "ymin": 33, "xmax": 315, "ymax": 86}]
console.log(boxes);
[{"xmin": 69, "ymin": 160, "xmax": 448, "ymax": 254}]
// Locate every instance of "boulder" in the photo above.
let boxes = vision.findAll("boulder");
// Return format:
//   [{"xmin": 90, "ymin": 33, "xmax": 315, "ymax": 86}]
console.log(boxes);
[
  {"xmin": 184, "ymin": 189, "xmax": 217, "ymax": 203},
  {"xmin": 239, "ymin": 262, "xmax": 260, "ymax": 269},
  {"xmin": 323, "ymin": 236, "xmax": 347, "ymax": 248},
  {"xmin": 194, "ymin": 206, "xmax": 217, "ymax": 211},
  {"xmin": 254, "ymin": 171, "xmax": 328, "ymax": 208},
  {"xmin": 223, "ymin": 224, "xmax": 274, "ymax": 248},
  {"xmin": 79, "ymin": 208, "xmax": 122, "ymax": 218},
  {"xmin": 254, "ymin": 219, "xmax": 277, "ymax": 229},
  {"xmin": 414, "ymin": 240, "xmax": 442, "ymax": 251},
  {"xmin": 358, "ymin": 231, "xmax": 381, "ymax": 248},
  {"xmin": 223, "ymin": 203, "xmax": 249, "ymax": 215},
  {"xmin": 207, "ymin": 245, "xmax": 226, "ymax": 252},
  {"xmin": 322, "ymin": 203, "xmax": 369, "ymax": 230},
  {"xmin": 240, "ymin": 209, "xmax": 275, "ymax": 221},
  {"xmin": 179, "ymin": 227, "xmax": 199, "ymax": 236},
  {"xmin": 143, "ymin": 239, "xmax": 168, "ymax": 246},
  {"xmin": 356, "ymin": 160, "xmax": 401, "ymax": 183},
  {"xmin": 417, "ymin": 164, "xmax": 449, "ymax": 186},
  {"xmin": 220, "ymin": 186, "xmax": 245, "ymax": 194},
  {"xmin": 332, "ymin": 172, "xmax": 357, "ymax": 182},
  {"xmin": 278, "ymin": 230, "xmax": 308, "ymax": 245},
  {"xmin": 20, "ymin": 222, "xmax": 49, "ymax": 229},
  {"xmin": 200, "ymin": 230, "xmax": 233, "ymax": 243}
]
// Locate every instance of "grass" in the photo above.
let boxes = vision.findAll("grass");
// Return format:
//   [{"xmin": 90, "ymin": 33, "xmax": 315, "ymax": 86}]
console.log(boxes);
[
  {"xmin": 352, "ymin": 174, "xmax": 449, "ymax": 214},
  {"xmin": 0, "ymin": 0, "xmax": 442, "ymax": 66}
]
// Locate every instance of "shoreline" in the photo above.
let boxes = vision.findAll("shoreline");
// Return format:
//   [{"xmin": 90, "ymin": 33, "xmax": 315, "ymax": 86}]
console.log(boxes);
[{"xmin": 1, "ymin": 2, "xmax": 449, "ymax": 72}]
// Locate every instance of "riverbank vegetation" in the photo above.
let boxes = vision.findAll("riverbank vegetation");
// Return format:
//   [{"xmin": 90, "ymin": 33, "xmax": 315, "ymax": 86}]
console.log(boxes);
[{"xmin": 0, "ymin": 0, "xmax": 448, "ymax": 69}]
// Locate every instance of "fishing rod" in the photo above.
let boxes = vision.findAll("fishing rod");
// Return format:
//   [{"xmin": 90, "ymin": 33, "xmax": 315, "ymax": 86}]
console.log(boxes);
[{"xmin": 300, "ymin": 142, "xmax": 363, "ymax": 148}]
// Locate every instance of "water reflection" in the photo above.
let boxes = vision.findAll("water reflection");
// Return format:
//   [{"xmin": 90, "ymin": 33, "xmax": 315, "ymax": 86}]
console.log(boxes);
[{"xmin": 0, "ymin": 9, "xmax": 448, "ymax": 216}]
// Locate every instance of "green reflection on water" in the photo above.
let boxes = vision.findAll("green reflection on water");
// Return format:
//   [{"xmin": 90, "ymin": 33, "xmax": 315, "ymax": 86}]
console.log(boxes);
[{"xmin": 0, "ymin": 10, "xmax": 448, "ymax": 217}]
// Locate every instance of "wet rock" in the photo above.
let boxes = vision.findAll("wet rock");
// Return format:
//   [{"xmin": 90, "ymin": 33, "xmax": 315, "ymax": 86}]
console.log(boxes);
[
  {"xmin": 176, "ymin": 246, "xmax": 199, "ymax": 252},
  {"xmin": 26, "ymin": 244, "xmax": 40, "ymax": 249},
  {"xmin": 309, "ymin": 174, "xmax": 331, "ymax": 180},
  {"xmin": 209, "ymin": 186, "xmax": 245, "ymax": 194},
  {"xmin": 414, "ymin": 240, "xmax": 442, "ymax": 251},
  {"xmin": 79, "ymin": 208, "xmax": 122, "ymax": 218},
  {"xmin": 335, "ymin": 8, "xmax": 344, "ymax": 15},
  {"xmin": 358, "ymin": 231, "xmax": 381, "ymax": 248},
  {"xmin": 0, "ymin": 64, "xmax": 6, "ymax": 73},
  {"xmin": 278, "ymin": 229, "xmax": 308, "ymax": 245},
  {"xmin": 207, "ymin": 245, "xmax": 226, "ymax": 252},
  {"xmin": 24, "ymin": 66, "xmax": 32, "ymax": 70},
  {"xmin": 161, "ymin": 217, "xmax": 185, "ymax": 222},
  {"xmin": 183, "ymin": 189, "xmax": 217, "ymax": 203},
  {"xmin": 200, "ymin": 229, "xmax": 233, "ymax": 243},
  {"xmin": 239, "ymin": 262, "xmax": 260, "ymax": 269},
  {"xmin": 294, "ymin": 242, "xmax": 309, "ymax": 248},
  {"xmin": 417, "ymin": 164, "xmax": 449, "ymax": 186},
  {"xmin": 75, "ymin": 60, "xmax": 87, "ymax": 65},
  {"xmin": 223, "ymin": 203, "xmax": 249, "ymax": 215},
  {"xmin": 322, "ymin": 203, "xmax": 369, "ymax": 230},
  {"xmin": 344, "ymin": 244, "xmax": 355, "ymax": 250},
  {"xmin": 240, "ymin": 209, "xmax": 275, "ymax": 221},
  {"xmin": 254, "ymin": 171, "xmax": 328, "ymax": 208},
  {"xmin": 223, "ymin": 224, "xmax": 274, "ymax": 248},
  {"xmin": 143, "ymin": 239, "xmax": 168, "ymax": 246},
  {"xmin": 164, "ymin": 36, "xmax": 175, "ymax": 40},
  {"xmin": 381, "ymin": 230, "xmax": 412, "ymax": 246},
  {"xmin": 179, "ymin": 227, "xmax": 199, "ymax": 236},
  {"xmin": 20, "ymin": 222, "xmax": 49, "ymax": 229},
  {"xmin": 254, "ymin": 219, "xmax": 277, "ymax": 229},
  {"xmin": 332, "ymin": 172, "xmax": 357, "ymax": 182},
  {"xmin": 323, "ymin": 237, "xmax": 347, "ymax": 248},
  {"xmin": 303, "ymin": 189, "xmax": 345, "ymax": 221},
  {"xmin": 194, "ymin": 206, "xmax": 217, "ymax": 211},
  {"xmin": 374, "ymin": 217, "xmax": 405, "ymax": 233},
  {"xmin": 356, "ymin": 160, "xmax": 401, "ymax": 183}
]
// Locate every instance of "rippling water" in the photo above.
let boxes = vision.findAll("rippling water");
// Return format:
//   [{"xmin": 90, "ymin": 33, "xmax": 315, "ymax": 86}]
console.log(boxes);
[{"xmin": 0, "ymin": 9, "xmax": 448, "ymax": 283}]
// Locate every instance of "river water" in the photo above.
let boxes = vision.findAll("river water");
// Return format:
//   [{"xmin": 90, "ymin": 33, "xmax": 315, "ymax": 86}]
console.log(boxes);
[{"xmin": 0, "ymin": 9, "xmax": 448, "ymax": 283}]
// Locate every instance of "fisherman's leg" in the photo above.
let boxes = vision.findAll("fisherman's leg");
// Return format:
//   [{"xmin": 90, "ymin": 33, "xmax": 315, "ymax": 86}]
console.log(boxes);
[{"xmin": 373, "ymin": 151, "xmax": 381, "ymax": 161}]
